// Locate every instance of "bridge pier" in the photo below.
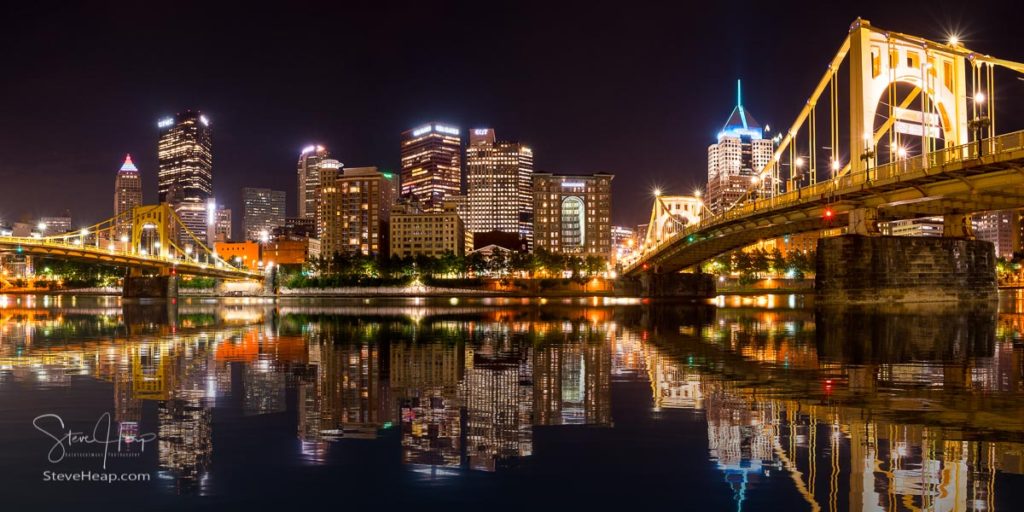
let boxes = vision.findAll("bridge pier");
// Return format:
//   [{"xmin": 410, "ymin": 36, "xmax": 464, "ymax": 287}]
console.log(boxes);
[
  {"xmin": 123, "ymin": 274, "xmax": 178, "ymax": 300},
  {"xmin": 816, "ymin": 235, "xmax": 996, "ymax": 304},
  {"xmin": 634, "ymin": 271, "xmax": 716, "ymax": 299}
]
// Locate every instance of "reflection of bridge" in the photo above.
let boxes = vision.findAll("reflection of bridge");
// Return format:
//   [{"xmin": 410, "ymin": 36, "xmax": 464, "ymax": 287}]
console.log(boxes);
[
  {"xmin": 0, "ymin": 204, "xmax": 261, "ymax": 295},
  {"xmin": 626, "ymin": 20, "xmax": 1024, "ymax": 291}
]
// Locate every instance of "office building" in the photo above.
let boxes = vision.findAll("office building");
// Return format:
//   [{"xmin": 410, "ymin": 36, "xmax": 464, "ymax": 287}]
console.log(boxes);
[
  {"xmin": 884, "ymin": 217, "xmax": 944, "ymax": 237},
  {"xmin": 706, "ymin": 81, "xmax": 773, "ymax": 214},
  {"xmin": 38, "ymin": 212, "xmax": 72, "ymax": 236},
  {"xmin": 390, "ymin": 202, "xmax": 469, "ymax": 258},
  {"xmin": 400, "ymin": 123, "xmax": 461, "ymax": 212},
  {"xmin": 158, "ymin": 111, "xmax": 213, "ymax": 245},
  {"xmin": 610, "ymin": 226, "xmax": 635, "ymax": 264},
  {"xmin": 532, "ymin": 173, "xmax": 613, "ymax": 258},
  {"xmin": 214, "ymin": 207, "xmax": 232, "ymax": 242},
  {"xmin": 158, "ymin": 111, "xmax": 213, "ymax": 203},
  {"xmin": 296, "ymin": 145, "xmax": 329, "ymax": 219},
  {"xmin": 465, "ymin": 128, "xmax": 534, "ymax": 246},
  {"xmin": 242, "ymin": 187, "xmax": 287, "ymax": 241},
  {"xmin": 314, "ymin": 159, "xmax": 343, "ymax": 257},
  {"xmin": 974, "ymin": 210, "xmax": 1020, "ymax": 258},
  {"xmin": 333, "ymin": 167, "xmax": 398, "ymax": 256},
  {"xmin": 113, "ymin": 154, "xmax": 143, "ymax": 237}
]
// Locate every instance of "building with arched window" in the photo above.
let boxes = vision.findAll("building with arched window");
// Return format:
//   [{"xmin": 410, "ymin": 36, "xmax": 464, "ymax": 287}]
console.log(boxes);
[{"xmin": 532, "ymin": 173, "xmax": 613, "ymax": 258}]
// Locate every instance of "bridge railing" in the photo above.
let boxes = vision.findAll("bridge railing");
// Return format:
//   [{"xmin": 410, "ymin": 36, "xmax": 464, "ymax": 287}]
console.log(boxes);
[
  {"xmin": 0, "ymin": 235, "xmax": 260, "ymax": 277},
  {"xmin": 626, "ymin": 130, "xmax": 1024, "ymax": 272}
]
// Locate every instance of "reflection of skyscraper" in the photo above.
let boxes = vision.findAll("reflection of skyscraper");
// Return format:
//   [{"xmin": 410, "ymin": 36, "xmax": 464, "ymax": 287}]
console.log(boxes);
[
  {"xmin": 463, "ymin": 340, "xmax": 533, "ymax": 472},
  {"xmin": 533, "ymin": 335, "xmax": 611, "ymax": 426},
  {"xmin": 390, "ymin": 342, "xmax": 465, "ymax": 467},
  {"xmin": 158, "ymin": 392, "xmax": 212, "ymax": 492},
  {"xmin": 243, "ymin": 358, "xmax": 286, "ymax": 415}
]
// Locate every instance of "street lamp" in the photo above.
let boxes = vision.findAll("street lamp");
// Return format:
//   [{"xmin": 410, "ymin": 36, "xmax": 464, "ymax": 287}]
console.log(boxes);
[
  {"xmin": 860, "ymin": 133, "xmax": 875, "ymax": 180},
  {"xmin": 969, "ymin": 91, "xmax": 991, "ymax": 157}
]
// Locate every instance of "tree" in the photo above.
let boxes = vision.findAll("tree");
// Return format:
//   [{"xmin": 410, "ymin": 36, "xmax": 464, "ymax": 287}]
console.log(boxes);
[
  {"xmin": 769, "ymin": 248, "xmax": 786, "ymax": 275},
  {"xmin": 584, "ymin": 255, "xmax": 605, "ymax": 276}
]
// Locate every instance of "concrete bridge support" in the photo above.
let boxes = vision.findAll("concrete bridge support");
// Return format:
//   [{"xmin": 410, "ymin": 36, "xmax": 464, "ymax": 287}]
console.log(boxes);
[
  {"xmin": 634, "ymin": 272, "xmax": 716, "ymax": 299},
  {"xmin": 123, "ymin": 274, "xmax": 178, "ymax": 300},
  {"xmin": 816, "ymin": 235, "xmax": 996, "ymax": 304}
]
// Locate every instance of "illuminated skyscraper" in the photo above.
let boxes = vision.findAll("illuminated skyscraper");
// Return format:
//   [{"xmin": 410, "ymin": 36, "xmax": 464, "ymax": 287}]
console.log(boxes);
[
  {"xmin": 465, "ymin": 128, "xmax": 534, "ymax": 247},
  {"xmin": 335, "ymin": 167, "xmax": 398, "ymax": 256},
  {"xmin": 706, "ymin": 81, "xmax": 773, "ymax": 214},
  {"xmin": 296, "ymin": 145, "xmax": 329, "ymax": 220},
  {"xmin": 242, "ymin": 187, "xmax": 287, "ymax": 241},
  {"xmin": 157, "ymin": 111, "xmax": 213, "ymax": 203},
  {"xmin": 400, "ymin": 123, "xmax": 462, "ymax": 212},
  {"xmin": 113, "ymin": 154, "xmax": 143, "ymax": 236},
  {"xmin": 532, "ymin": 173, "xmax": 613, "ymax": 258},
  {"xmin": 158, "ymin": 111, "xmax": 213, "ymax": 245}
]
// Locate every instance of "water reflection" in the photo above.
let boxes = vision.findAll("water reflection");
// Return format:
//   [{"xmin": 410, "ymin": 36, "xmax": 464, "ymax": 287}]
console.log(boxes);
[{"xmin": 1, "ymin": 294, "xmax": 1023, "ymax": 510}]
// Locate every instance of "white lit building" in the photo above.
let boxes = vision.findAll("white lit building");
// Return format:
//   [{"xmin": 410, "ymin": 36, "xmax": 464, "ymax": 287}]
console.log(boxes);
[
  {"xmin": 706, "ymin": 81, "xmax": 773, "ymax": 214},
  {"xmin": 465, "ymin": 128, "xmax": 534, "ymax": 247}
]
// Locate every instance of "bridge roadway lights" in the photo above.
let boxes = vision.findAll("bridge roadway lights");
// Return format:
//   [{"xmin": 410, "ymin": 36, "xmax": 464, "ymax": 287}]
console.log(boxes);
[
  {"xmin": 635, "ymin": 270, "xmax": 716, "ymax": 299},
  {"xmin": 816, "ymin": 235, "xmax": 996, "ymax": 304}
]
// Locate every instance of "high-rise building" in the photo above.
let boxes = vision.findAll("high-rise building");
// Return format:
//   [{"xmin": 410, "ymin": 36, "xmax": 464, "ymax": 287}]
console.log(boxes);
[
  {"xmin": 158, "ymin": 111, "xmax": 213, "ymax": 245},
  {"xmin": 706, "ymin": 81, "xmax": 773, "ymax": 214},
  {"xmin": 532, "ymin": 173, "xmax": 613, "ymax": 258},
  {"xmin": 335, "ymin": 167, "xmax": 398, "ymax": 256},
  {"xmin": 314, "ymin": 159, "xmax": 343, "ymax": 257},
  {"xmin": 465, "ymin": 128, "xmax": 534, "ymax": 247},
  {"xmin": 113, "ymin": 154, "xmax": 142, "ymax": 236},
  {"xmin": 214, "ymin": 206, "xmax": 232, "ymax": 242},
  {"xmin": 296, "ymin": 145, "xmax": 329, "ymax": 220},
  {"xmin": 157, "ymin": 111, "xmax": 213, "ymax": 204},
  {"xmin": 973, "ymin": 210, "xmax": 1020, "ymax": 258},
  {"xmin": 400, "ymin": 123, "xmax": 462, "ymax": 212},
  {"xmin": 38, "ymin": 212, "xmax": 72, "ymax": 236},
  {"xmin": 242, "ymin": 188, "xmax": 287, "ymax": 241}
]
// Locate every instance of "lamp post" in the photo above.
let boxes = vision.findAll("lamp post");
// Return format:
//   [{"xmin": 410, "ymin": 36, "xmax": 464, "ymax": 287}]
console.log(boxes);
[
  {"xmin": 860, "ymin": 133, "xmax": 875, "ymax": 182},
  {"xmin": 968, "ymin": 92, "xmax": 991, "ymax": 157}
]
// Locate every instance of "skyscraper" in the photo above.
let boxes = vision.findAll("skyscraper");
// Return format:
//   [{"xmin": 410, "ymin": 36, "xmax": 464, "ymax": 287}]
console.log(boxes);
[
  {"xmin": 296, "ymin": 145, "xmax": 329, "ymax": 220},
  {"xmin": 157, "ymin": 111, "xmax": 213, "ymax": 245},
  {"xmin": 157, "ymin": 111, "xmax": 213, "ymax": 204},
  {"xmin": 242, "ymin": 188, "xmax": 287, "ymax": 241},
  {"xmin": 465, "ymin": 128, "xmax": 534, "ymax": 247},
  {"xmin": 314, "ymin": 159, "xmax": 343, "ymax": 256},
  {"xmin": 706, "ymin": 81, "xmax": 773, "ymax": 214},
  {"xmin": 316, "ymin": 165, "xmax": 398, "ymax": 257},
  {"xmin": 532, "ymin": 173, "xmax": 613, "ymax": 258},
  {"xmin": 114, "ymin": 154, "xmax": 143, "ymax": 236},
  {"xmin": 400, "ymin": 123, "xmax": 461, "ymax": 212}
]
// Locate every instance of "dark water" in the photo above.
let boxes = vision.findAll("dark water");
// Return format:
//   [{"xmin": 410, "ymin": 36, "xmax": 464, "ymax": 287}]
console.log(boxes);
[{"xmin": 2, "ymin": 293, "xmax": 1024, "ymax": 511}]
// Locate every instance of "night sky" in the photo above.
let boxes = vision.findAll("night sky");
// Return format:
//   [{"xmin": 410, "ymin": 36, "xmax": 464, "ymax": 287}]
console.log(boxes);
[{"xmin": 2, "ymin": 0, "xmax": 1022, "ymax": 232}]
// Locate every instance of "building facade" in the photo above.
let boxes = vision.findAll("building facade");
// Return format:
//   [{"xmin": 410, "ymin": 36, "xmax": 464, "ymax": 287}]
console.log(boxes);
[
  {"xmin": 973, "ymin": 210, "xmax": 1020, "ymax": 258},
  {"xmin": 158, "ymin": 111, "xmax": 214, "ymax": 245},
  {"xmin": 465, "ymin": 128, "xmax": 534, "ymax": 246},
  {"xmin": 400, "ymin": 123, "xmax": 461, "ymax": 212},
  {"xmin": 296, "ymin": 145, "xmax": 329, "ymax": 220},
  {"xmin": 390, "ymin": 203, "xmax": 469, "ymax": 258},
  {"xmin": 242, "ymin": 187, "xmax": 287, "ymax": 241},
  {"xmin": 114, "ymin": 154, "xmax": 143, "ymax": 237},
  {"xmin": 532, "ymin": 173, "xmax": 613, "ymax": 258},
  {"xmin": 315, "ymin": 165, "xmax": 397, "ymax": 258},
  {"xmin": 214, "ymin": 206, "xmax": 232, "ymax": 242},
  {"xmin": 706, "ymin": 82, "xmax": 773, "ymax": 214}
]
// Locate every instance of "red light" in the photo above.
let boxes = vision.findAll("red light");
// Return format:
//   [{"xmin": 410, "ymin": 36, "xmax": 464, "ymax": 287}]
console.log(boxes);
[
  {"xmin": 823, "ymin": 208, "xmax": 834, "ymax": 219},
  {"xmin": 825, "ymin": 379, "xmax": 832, "ymax": 384}
]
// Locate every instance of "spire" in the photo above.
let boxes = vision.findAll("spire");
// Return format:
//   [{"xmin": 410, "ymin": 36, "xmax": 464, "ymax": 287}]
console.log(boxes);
[
  {"xmin": 120, "ymin": 154, "xmax": 138, "ymax": 172},
  {"xmin": 717, "ymin": 79, "xmax": 763, "ymax": 141},
  {"xmin": 737, "ymin": 79, "xmax": 742, "ymax": 108}
]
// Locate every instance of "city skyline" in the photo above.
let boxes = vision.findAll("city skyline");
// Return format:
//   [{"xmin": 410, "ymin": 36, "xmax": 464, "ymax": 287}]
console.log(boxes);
[{"xmin": 3, "ymin": 2, "xmax": 1021, "ymax": 231}]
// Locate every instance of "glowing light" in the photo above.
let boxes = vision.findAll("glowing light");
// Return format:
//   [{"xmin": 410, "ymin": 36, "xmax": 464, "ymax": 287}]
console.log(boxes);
[
  {"xmin": 795, "ymin": 157, "xmax": 804, "ymax": 168},
  {"xmin": 694, "ymin": 189, "xmax": 702, "ymax": 198},
  {"xmin": 259, "ymin": 230, "xmax": 270, "ymax": 243},
  {"xmin": 119, "ymin": 235, "xmax": 129, "ymax": 243},
  {"xmin": 831, "ymin": 160, "xmax": 840, "ymax": 171},
  {"xmin": 823, "ymin": 207, "xmax": 834, "ymax": 219},
  {"xmin": 974, "ymin": 92, "xmax": 986, "ymax": 104},
  {"xmin": 897, "ymin": 146, "xmax": 908, "ymax": 159},
  {"xmin": 751, "ymin": 175, "xmax": 760, "ymax": 184},
  {"xmin": 37, "ymin": 222, "xmax": 47, "ymax": 232},
  {"xmin": 412, "ymin": 125, "xmax": 432, "ymax": 136},
  {"xmin": 301, "ymin": 145, "xmax": 316, "ymax": 154},
  {"xmin": 434, "ymin": 124, "xmax": 459, "ymax": 135},
  {"xmin": 79, "ymin": 228, "xmax": 89, "ymax": 236},
  {"xmin": 157, "ymin": 117, "xmax": 174, "ymax": 128},
  {"xmin": 199, "ymin": 115, "xmax": 210, "ymax": 126},
  {"xmin": 947, "ymin": 34, "xmax": 960, "ymax": 45},
  {"xmin": 473, "ymin": 129, "xmax": 489, "ymax": 135},
  {"xmin": 653, "ymin": 188, "xmax": 662, "ymax": 197}
]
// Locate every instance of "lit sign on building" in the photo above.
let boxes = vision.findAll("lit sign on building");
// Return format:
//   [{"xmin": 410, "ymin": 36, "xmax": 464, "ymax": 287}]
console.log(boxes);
[
  {"xmin": 561, "ymin": 181, "xmax": 586, "ymax": 188},
  {"xmin": 199, "ymin": 115, "xmax": 210, "ymax": 126},
  {"xmin": 412, "ymin": 125, "xmax": 432, "ymax": 136},
  {"xmin": 301, "ymin": 145, "xmax": 316, "ymax": 154},
  {"xmin": 157, "ymin": 118, "xmax": 174, "ymax": 128},
  {"xmin": 474, "ymin": 129, "xmax": 490, "ymax": 135},
  {"xmin": 434, "ymin": 124, "xmax": 459, "ymax": 135}
]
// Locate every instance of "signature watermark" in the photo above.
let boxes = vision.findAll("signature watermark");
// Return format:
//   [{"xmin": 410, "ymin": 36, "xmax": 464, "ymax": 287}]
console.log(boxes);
[{"xmin": 32, "ymin": 412, "xmax": 157, "ymax": 482}]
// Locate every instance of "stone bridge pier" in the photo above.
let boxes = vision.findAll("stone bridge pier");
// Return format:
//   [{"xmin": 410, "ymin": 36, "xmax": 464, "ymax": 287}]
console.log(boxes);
[
  {"xmin": 628, "ymin": 269, "xmax": 716, "ymax": 299},
  {"xmin": 123, "ymin": 269, "xmax": 178, "ymax": 300},
  {"xmin": 816, "ymin": 215, "xmax": 997, "ymax": 304}
]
